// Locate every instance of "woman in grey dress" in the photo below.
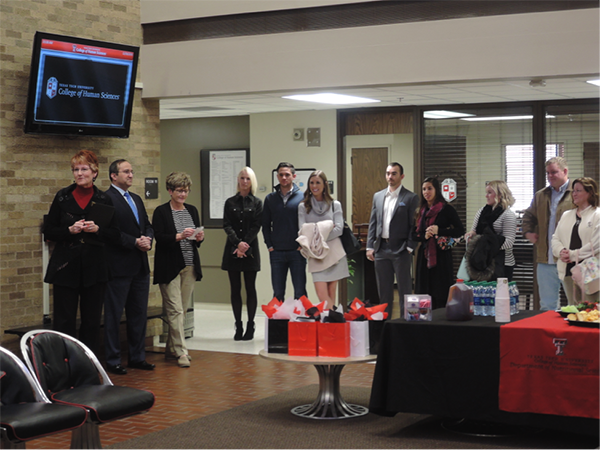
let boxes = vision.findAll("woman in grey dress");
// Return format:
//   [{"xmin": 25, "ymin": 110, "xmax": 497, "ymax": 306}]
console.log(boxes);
[{"xmin": 297, "ymin": 170, "xmax": 349, "ymax": 309}]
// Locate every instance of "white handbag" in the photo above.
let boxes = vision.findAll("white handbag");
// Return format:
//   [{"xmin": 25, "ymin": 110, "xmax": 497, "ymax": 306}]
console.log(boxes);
[
  {"xmin": 571, "ymin": 253, "xmax": 599, "ymax": 296},
  {"xmin": 571, "ymin": 216, "xmax": 599, "ymax": 296}
]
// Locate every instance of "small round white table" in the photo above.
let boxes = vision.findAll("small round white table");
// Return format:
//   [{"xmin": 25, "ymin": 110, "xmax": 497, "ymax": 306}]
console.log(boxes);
[{"xmin": 258, "ymin": 349, "xmax": 376, "ymax": 420}]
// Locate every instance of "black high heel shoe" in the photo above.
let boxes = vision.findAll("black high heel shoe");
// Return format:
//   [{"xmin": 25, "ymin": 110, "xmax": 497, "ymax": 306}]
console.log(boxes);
[
  {"xmin": 242, "ymin": 321, "xmax": 255, "ymax": 341},
  {"xmin": 234, "ymin": 321, "xmax": 243, "ymax": 341}
]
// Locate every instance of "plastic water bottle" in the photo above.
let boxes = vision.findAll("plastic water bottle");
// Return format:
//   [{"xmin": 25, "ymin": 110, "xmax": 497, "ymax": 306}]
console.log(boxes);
[
  {"xmin": 489, "ymin": 282, "xmax": 496, "ymax": 317},
  {"xmin": 477, "ymin": 281, "xmax": 487, "ymax": 316},
  {"xmin": 509, "ymin": 282, "xmax": 519, "ymax": 315},
  {"xmin": 472, "ymin": 282, "xmax": 481, "ymax": 316},
  {"xmin": 479, "ymin": 282, "xmax": 488, "ymax": 316}
]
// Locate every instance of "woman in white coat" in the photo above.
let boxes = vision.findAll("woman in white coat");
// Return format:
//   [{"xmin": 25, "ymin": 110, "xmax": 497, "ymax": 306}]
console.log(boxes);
[{"xmin": 552, "ymin": 177, "xmax": 600, "ymax": 304}]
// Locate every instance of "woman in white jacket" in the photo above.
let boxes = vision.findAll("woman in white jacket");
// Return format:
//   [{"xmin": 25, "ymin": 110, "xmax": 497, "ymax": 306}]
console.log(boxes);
[{"xmin": 552, "ymin": 177, "xmax": 600, "ymax": 304}]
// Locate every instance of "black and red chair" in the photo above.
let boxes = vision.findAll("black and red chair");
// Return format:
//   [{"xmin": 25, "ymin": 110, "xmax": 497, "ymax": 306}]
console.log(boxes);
[
  {"xmin": 20, "ymin": 330, "xmax": 155, "ymax": 449},
  {"xmin": 0, "ymin": 346, "xmax": 88, "ymax": 448}
]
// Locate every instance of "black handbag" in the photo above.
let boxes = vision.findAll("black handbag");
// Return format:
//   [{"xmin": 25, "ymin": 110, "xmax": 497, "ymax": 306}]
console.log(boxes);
[{"xmin": 341, "ymin": 221, "xmax": 361, "ymax": 255}]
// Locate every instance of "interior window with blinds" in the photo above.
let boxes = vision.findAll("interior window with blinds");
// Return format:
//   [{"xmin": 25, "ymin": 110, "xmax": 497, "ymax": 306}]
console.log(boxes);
[
  {"xmin": 423, "ymin": 105, "xmax": 533, "ymax": 222},
  {"xmin": 505, "ymin": 144, "xmax": 564, "ymax": 213},
  {"xmin": 545, "ymin": 105, "xmax": 600, "ymax": 184}
]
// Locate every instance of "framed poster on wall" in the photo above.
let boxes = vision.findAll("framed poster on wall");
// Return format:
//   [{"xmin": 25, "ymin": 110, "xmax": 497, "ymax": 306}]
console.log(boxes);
[{"xmin": 200, "ymin": 149, "xmax": 249, "ymax": 228}]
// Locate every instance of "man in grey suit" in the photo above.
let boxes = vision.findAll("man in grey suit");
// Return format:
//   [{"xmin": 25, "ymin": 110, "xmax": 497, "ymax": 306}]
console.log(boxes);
[{"xmin": 366, "ymin": 162, "xmax": 419, "ymax": 318}]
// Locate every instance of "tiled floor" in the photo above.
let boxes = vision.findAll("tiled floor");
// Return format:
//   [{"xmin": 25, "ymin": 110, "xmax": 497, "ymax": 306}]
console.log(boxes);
[{"xmin": 27, "ymin": 303, "xmax": 376, "ymax": 449}]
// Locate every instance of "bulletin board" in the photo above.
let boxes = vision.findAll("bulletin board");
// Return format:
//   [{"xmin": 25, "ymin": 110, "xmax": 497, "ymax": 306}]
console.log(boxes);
[{"xmin": 200, "ymin": 149, "xmax": 249, "ymax": 228}]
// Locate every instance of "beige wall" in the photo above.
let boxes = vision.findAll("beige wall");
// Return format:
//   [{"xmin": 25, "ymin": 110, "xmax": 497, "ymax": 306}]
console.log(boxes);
[
  {"xmin": 140, "ymin": 9, "xmax": 599, "ymax": 100},
  {"xmin": 0, "ymin": 1, "xmax": 161, "ymax": 346},
  {"xmin": 141, "ymin": 0, "xmax": 372, "ymax": 23}
]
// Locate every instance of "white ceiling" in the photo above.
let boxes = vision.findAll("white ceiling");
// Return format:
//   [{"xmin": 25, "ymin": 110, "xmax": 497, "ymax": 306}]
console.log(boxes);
[{"xmin": 159, "ymin": 75, "xmax": 600, "ymax": 120}]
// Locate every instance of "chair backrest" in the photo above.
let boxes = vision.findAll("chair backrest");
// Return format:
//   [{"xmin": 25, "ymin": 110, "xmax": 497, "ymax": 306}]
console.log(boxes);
[
  {"xmin": 21, "ymin": 331, "xmax": 102, "ymax": 396},
  {"xmin": 0, "ymin": 346, "xmax": 48, "ymax": 405}
]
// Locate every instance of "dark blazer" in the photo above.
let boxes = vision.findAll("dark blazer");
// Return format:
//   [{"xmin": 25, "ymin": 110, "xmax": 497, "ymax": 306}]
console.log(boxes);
[
  {"xmin": 152, "ymin": 202, "xmax": 203, "ymax": 285},
  {"xmin": 367, "ymin": 185, "xmax": 419, "ymax": 254},
  {"xmin": 105, "ymin": 186, "xmax": 154, "ymax": 276},
  {"xmin": 44, "ymin": 184, "xmax": 120, "ymax": 288},
  {"xmin": 221, "ymin": 193, "xmax": 263, "ymax": 272}
]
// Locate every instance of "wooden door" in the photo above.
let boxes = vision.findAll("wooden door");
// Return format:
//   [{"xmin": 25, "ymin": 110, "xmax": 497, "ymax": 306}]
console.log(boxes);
[{"xmin": 351, "ymin": 147, "xmax": 388, "ymax": 226}]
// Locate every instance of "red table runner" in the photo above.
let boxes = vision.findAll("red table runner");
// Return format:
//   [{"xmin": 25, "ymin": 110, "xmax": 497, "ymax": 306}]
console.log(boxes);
[{"xmin": 499, "ymin": 311, "xmax": 599, "ymax": 419}]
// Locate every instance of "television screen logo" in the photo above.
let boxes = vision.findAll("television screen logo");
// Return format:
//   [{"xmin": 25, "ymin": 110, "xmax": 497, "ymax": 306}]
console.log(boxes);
[
  {"xmin": 441, "ymin": 178, "xmax": 457, "ymax": 202},
  {"xmin": 46, "ymin": 77, "xmax": 58, "ymax": 99}
]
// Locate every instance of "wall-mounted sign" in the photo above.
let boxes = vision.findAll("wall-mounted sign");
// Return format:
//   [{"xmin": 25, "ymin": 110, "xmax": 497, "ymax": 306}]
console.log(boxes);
[
  {"xmin": 145, "ymin": 178, "xmax": 158, "ymax": 199},
  {"xmin": 441, "ymin": 178, "xmax": 457, "ymax": 202}
]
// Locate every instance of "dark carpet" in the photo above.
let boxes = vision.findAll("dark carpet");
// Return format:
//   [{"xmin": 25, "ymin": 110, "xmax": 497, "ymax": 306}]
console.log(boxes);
[{"xmin": 108, "ymin": 385, "xmax": 599, "ymax": 449}]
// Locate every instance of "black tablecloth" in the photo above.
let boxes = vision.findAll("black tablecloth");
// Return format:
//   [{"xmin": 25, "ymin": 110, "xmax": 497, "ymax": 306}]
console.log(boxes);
[{"xmin": 369, "ymin": 309, "xmax": 599, "ymax": 434}]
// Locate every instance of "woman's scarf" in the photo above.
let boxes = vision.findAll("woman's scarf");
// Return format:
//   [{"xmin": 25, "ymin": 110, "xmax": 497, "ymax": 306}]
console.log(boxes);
[
  {"xmin": 475, "ymin": 204, "xmax": 504, "ymax": 235},
  {"xmin": 310, "ymin": 196, "xmax": 331, "ymax": 215},
  {"xmin": 417, "ymin": 201, "xmax": 444, "ymax": 269}
]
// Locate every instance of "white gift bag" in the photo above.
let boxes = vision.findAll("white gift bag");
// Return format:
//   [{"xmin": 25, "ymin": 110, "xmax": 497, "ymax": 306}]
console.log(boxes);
[{"xmin": 349, "ymin": 321, "xmax": 370, "ymax": 357}]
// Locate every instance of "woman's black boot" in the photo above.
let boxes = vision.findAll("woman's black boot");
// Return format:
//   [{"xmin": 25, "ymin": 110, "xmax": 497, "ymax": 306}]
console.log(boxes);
[
  {"xmin": 242, "ymin": 321, "xmax": 255, "ymax": 341},
  {"xmin": 234, "ymin": 321, "xmax": 244, "ymax": 341}
]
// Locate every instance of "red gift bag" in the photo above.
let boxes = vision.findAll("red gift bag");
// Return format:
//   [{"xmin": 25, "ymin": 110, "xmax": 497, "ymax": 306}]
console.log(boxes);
[
  {"xmin": 317, "ymin": 322, "xmax": 350, "ymax": 357},
  {"xmin": 288, "ymin": 321, "xmax": 318, "ymax": 356}
]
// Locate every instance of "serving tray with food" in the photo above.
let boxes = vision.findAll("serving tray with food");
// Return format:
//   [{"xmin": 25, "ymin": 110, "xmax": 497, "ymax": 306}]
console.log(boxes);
[{"xmin": 558, "ymin": 301, "xmax": 599, "ymax": 327}]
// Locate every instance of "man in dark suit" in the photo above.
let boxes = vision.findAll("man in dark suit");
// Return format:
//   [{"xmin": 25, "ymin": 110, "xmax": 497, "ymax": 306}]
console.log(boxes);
[
  {"xmin": 366, "ymin": 162, "xmax": 419, "ymax": 318},
  {"xmin": 104, "ymin": 159, "xmax": 155, "ymax": 375}
]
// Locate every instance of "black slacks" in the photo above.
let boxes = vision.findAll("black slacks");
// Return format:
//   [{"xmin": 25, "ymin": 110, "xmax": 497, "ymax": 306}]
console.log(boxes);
[{"xmin": 53, "ymin": 282, "xmax": 105, "ymax": 355}]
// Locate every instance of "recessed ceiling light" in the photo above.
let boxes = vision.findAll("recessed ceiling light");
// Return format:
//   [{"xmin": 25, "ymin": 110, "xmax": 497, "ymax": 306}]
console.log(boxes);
[
  {"xmin": 529, "ymin": 79, "xmax": 546, "ymax": 87},
  {"xmin": 586, "ymin": 79, "xmax": 600, "ymax": 87},
  {"xmin": 424, "ymin": 110, "xmax": 475, "ymax": 119},
  {"xmin": 461, "ymin": 115, "xmax": 555, "ymax": 122},
  {"xmin": 461, "ymin": 115, "xmax": 534, "ymax": 122},
  {"xmin": 282, "ymin": 93, "xmax": 380, "ymax": 105}
]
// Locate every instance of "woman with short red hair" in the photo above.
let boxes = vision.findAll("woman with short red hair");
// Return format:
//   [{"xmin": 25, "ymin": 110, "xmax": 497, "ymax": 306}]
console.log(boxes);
[{"xmin": 44, "ymin": 150, "xmax": 119, "ymax": 355}]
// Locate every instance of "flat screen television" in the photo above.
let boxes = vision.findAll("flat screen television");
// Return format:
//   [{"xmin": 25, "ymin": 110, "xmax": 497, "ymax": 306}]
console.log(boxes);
[{"xmin": 24, "ymin": 31, "xmax": 139, "ymax": 138}]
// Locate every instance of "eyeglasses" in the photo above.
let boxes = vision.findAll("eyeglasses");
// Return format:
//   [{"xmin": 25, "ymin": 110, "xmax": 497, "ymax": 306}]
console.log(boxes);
[
  {"xmin": 72, "ymin": 167, "xmax": 91, "ymax": 173},
  {"xmin": 174, "ymin": 188, "xmax": 190, "ymax": 194},
  {"xmin": 119, "ymin": 170, "xmax": 134, "ymax": 175}
]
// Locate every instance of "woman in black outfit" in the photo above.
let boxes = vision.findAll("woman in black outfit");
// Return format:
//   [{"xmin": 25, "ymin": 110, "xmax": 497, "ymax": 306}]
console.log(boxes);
[
  {"xmin": 414, "ymin": 177, "xmax": 465, "ymax": 310},
  {"xmin": 44, "ymin": 149, "xmax": 119, "ymax": 355},
  {"xmin": 221, "ymin": 167, "xmax": 263, "ymax": 341}
]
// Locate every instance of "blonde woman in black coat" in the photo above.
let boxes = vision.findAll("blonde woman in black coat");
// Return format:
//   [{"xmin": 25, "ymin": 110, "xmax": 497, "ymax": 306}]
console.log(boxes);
[{"xmin": 221, "ymin": 167, "xmax": 263, "ymax": 341}]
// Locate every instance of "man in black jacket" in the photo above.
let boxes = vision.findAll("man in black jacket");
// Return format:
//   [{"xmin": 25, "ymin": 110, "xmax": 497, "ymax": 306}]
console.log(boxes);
[
  {"xmin": 262, "ymin": 162, "xmax": 307, "ymax": 301},
  {"xmin": 104, "ymin": 160, "xmax": 155, "ymax": 375}
]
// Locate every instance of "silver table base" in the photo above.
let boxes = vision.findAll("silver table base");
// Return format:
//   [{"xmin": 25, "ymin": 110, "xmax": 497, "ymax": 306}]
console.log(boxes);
[{"xmin": 291, "ymin": 364, "xmax": 369, "ymax": 419}]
